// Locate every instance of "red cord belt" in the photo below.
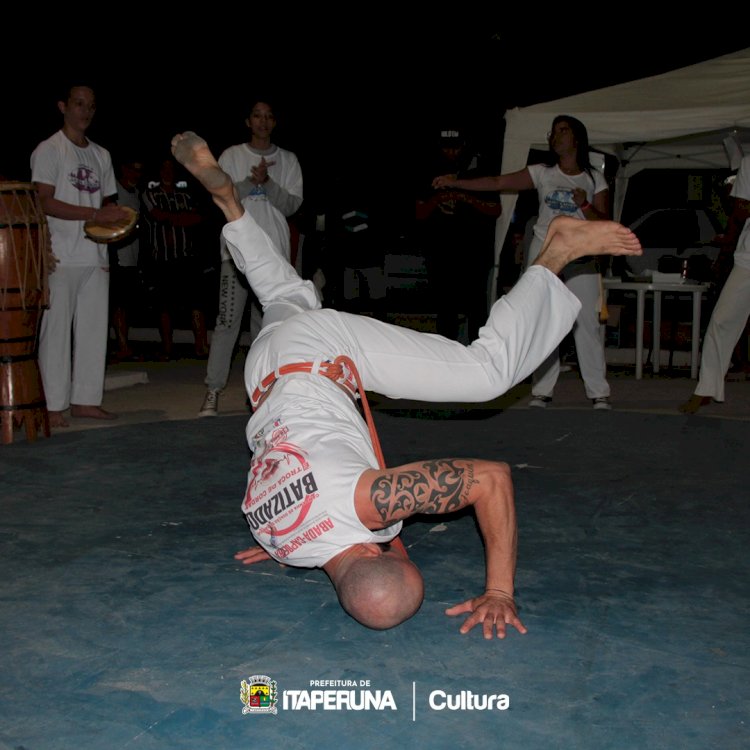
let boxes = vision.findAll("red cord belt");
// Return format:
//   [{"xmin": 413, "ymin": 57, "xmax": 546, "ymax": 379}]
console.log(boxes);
[{"xmin": 250, "ymin": 355, "xmax": 385, "ymax": 469}]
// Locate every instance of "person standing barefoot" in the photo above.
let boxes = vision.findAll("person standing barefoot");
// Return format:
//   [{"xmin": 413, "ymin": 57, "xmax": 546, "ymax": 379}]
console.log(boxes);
[
  {"xmin": 31, "ymin": 83, "xmax": 128, "ymax": 428},
  {"xmin": 680, "ymin": 154, "xmax": 750, "ymax": 414}
]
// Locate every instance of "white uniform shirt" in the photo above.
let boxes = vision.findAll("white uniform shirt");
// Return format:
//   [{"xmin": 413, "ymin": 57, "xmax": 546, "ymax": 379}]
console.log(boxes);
[
  {"xmin": 30, "ymin": 130, "xmax": 116, "ymax": 266},
  {"xmin": 217, "ymin": 143, "xmax": 303, "ymax": 262},
  {"xmin": 526, "ymin": 163, "xmax": 608, "ymax": 264},
  {"xmin": 730, "ymin": 155, "xmax": 750, "ymax": 271},
  {"xmin": 242, "ymin": 374, "xmax": 402, "ymax": 568}
]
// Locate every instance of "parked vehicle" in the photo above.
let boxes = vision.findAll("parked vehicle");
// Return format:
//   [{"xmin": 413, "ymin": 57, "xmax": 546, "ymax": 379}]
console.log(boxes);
[{"xmin": 617, "ymin": 207, "xmax": 723, "ymax": 279}]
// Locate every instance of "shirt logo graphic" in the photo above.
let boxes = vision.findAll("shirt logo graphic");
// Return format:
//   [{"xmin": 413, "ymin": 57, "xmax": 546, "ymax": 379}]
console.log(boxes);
[{"xmin": 68, "ymin": 164, "xmax": 101, "ymax": 194}]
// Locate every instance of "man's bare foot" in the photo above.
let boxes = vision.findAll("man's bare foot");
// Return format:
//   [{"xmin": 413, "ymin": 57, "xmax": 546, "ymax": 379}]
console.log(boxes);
[
  {"xmin": 70, "ymin": 405, "xmax": 118, "ymax": 420},
  {"xmin": 678, "ymin": 394, "xmax": 712, "ymax": 414},
  {"xmin": 534, "ymin": 216, "xmax": 643, "ymax": 276},
  {"xmin": 48, "ymin": 410, "xmax": 69, "ymax": 428},
  {"xmin": 170, "ymin": 132, "xmax": 243, "ymax": 221}
]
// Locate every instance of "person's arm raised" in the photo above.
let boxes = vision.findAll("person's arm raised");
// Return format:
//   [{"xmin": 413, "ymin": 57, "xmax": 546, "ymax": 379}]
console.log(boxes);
[{"xmin": 432, "ymin": 167, "xmax": 534, "ymax": 193}]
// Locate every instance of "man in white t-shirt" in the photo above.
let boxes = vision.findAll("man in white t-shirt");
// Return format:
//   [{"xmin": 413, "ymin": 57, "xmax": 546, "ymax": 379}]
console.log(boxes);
[
  {"xmin": 680, "ymin": 155, "xmax": 750, "ymax": 413},
  {"xmin": 31, "ymin": 83, "xmax": 129, "ymax": 428}
]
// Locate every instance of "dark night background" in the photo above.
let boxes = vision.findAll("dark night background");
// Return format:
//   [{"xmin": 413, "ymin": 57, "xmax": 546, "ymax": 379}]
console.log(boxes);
[{"xmin": 2, "ymin": 14, "xmax": 747, "ymax": 228}]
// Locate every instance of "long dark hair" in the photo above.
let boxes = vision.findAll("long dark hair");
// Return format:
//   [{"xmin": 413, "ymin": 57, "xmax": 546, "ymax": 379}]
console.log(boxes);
[{"xmin": 546, "ymin": 114, "xmax": 595, "ymax": 183}]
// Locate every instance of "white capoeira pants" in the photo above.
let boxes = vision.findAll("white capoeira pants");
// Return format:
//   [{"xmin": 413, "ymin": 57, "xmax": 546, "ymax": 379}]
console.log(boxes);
[
  {"xmin": 695, "ymin": 263, "xmax": 750, "ymax": 402},
  {"xmin": 38, "ymin": 265, "xmax": 110, "ymax": 411},
  {"xmin": 221, "ymin": 212, "xmax": 582, "ymax": 406},
  {"xmin": 527, "ymin": 235, "xmax": 609, "ymax": 400},
  {"xmin": 204, "ymin": 259, "xmax": 263, "ymax": 392},
  {"xmin": 531, "ymin": 267, "xmax": 609, "ymax": 400}
]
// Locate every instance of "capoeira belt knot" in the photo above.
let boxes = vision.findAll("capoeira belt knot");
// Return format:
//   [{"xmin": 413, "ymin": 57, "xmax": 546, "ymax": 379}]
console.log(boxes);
[{"xmin": 251, "ymin": 355, "xmax": 385, "ymax": 469}]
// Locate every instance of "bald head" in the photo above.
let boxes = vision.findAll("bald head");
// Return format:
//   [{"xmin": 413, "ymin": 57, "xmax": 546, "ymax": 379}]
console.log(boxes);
[{"xmin": 334, "ymin": 554, "xmax": 424, "ymax": 630}]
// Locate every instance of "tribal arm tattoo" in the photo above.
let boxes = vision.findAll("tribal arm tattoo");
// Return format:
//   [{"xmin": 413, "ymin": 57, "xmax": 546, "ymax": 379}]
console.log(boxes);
[{"xmin": 369, "ymin": 459, "xmax": 478, "ymax": 524}]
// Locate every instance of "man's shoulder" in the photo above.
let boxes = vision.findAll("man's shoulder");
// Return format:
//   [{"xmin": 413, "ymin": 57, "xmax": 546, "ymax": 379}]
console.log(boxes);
[
  {"xmin": 30, "ymin": 132, "xmax": 65, "ymax": 177},
  {"xmin": 33, "ymin": 132, "xmax": 111, "ymax": 161},
  {"xmin": 32, "ymin": 130, "xmax": 63, "ymax": 154}
]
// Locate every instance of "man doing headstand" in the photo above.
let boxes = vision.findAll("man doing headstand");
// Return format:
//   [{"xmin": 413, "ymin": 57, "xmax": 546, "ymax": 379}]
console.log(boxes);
[{"xmin": 172, "ymin": 132, "xmax": 642, "ymax": 638}]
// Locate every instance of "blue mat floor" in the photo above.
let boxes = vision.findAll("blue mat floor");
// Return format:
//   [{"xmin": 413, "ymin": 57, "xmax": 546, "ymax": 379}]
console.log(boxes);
[{"xmin": 1, "ymin": 409, "xmax": 747, "ymax": 749}]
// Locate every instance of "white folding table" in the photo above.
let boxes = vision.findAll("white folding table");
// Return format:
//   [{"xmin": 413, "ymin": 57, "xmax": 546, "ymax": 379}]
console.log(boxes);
[{"xmin": 602, "ymin": 279, "xmax": 711, "ymax": 379}]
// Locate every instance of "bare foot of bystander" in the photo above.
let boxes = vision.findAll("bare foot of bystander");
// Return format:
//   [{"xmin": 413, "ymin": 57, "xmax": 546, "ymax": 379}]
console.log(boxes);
[
  {"xmin": 678, "ymin": 395, "xmax": 712, "ymax": 414},
  {"xmin": 48, "ymin": 410, "xmax": 69, "ymax": 428}
]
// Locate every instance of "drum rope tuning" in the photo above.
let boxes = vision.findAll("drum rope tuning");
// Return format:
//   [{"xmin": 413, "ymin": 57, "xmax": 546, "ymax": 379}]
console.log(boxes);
[
  {"xmin": 0, "ymin": 182, "xmax": 50, "ymax": 312},
  {"xmin": 0, "ymin": 181, "xmax": 51, "ymax": 443}
]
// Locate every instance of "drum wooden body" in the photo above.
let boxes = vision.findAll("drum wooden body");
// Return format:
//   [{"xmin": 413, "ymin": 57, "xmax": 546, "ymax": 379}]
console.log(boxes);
[{"xmin": 0, "ymin": 182, "xmax": 50, "ymax": 443}]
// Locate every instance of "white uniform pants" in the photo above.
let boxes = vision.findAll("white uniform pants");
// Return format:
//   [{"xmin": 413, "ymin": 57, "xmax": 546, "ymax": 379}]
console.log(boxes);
[
  {"xmin": 532, "ymin": 267, "xmax": 609, "ymax": 400},
  {"xmin": 527, "ymin": 236, "xmax": 609, "ymax": 400},
  {"xmin": 204, "ymin": 259, "xmax": 262, "ymax": 391},
  {"xmin": 222, "ymin": 213, "xmax": 582, "ymax": 405},
  {"xmin": 695, "ymin": 264, "xmax": 750, "ymax": 402},
  {"xmin": 38, "ymin": 265, "xmax": 109, "ymax": 411}
]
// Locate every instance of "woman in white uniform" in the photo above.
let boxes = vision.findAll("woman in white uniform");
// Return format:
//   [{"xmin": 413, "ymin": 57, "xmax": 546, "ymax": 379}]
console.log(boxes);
[{"xmin": 433, "ymin": 115, "xmax": 613, "ymax": 410}]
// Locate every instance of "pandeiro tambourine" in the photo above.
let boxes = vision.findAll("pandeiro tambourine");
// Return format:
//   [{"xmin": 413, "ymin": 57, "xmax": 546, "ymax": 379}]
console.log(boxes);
[{"xmin": 84, "ymin": 206, "xmax": 138, "ymax": 244}]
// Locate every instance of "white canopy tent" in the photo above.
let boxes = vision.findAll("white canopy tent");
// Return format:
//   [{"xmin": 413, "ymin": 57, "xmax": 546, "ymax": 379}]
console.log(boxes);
[{"xmin": 491, "ymin": 47, "xmax": 750, "ymax": 303}]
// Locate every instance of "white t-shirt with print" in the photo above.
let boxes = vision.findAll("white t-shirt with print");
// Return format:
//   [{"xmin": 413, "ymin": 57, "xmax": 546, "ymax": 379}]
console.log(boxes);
[
  {"xmin": 526, "ymin": 163, "xmax": 608, "ymax": 264},
  {"xmin": 30, "ymin": 130, "xmax": 116, "ymax": 266}
]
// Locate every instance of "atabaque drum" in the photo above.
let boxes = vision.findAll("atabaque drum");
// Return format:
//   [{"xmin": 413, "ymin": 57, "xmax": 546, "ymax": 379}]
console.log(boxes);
[{"xmin": 0, "ymin": 182, "xmax": 51, "ymax": 443}]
